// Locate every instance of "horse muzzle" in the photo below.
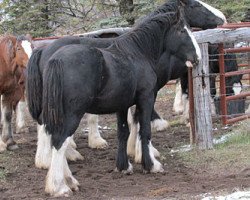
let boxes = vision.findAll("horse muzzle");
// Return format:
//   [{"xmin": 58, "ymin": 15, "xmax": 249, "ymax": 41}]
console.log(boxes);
[{"xmin": 185, "ymin": 58, "xmax": 199, "ymax": 68}]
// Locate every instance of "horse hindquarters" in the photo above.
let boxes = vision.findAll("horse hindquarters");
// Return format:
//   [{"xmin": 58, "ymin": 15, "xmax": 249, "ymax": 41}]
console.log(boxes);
[
  {"xmin": 42, "ymin": 46, "xmax": 101, "ymax": 196},
  {"xmin": 42, "ymin": 58, "xmax": 83, "ymax": 196}
]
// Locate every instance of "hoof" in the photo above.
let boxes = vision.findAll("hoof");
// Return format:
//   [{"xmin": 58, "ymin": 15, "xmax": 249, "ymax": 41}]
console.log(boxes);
[
  {"xmin": 46, "ymin": 185, "xmax": 73, "ymax": 197},
  {"xmin": 150, "ymin": 160, "xmax": 164, "ymax": 173},
  {"xmin": 0, "ymin": 140, "xmax": 7, "ymax": 152},
  {"xmin": 66, "ymin": 176, "xmax": 80, "ymax": 191},
  {"xmin": 89, "ymin": 137, "xmax": 108, "ymax": 149},
  {"xmin": 150, "ymin": 144, "xmax": 160, "ymax": 158},
  {"xmin": 151, "ymin": 119, "xmax": 169, "ymax": 132},
  {"xmin": 66, "ymin": 146, "xmax": 84, "ymax": 162},
  {"xmin": 35, "ymin": 158, "xmax": 50, "ymax": 169},
  {"xmin": 6, "ymin": 139, "xmax": 19, "ymax": 151},
  {"xmin": 7, "ymin": 144, "xmax": 19, "ymax": 151},
  {"xmin": 45, "ymin": 176, "xmax": 73, "ymax": 197},
  {"xmin": 114, "ymin": 162, "xmax": 133, "ymax": 175}
]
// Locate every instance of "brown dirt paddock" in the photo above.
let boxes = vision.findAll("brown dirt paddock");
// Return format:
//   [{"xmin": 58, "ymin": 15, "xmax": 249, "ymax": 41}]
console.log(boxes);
[{"xmin": 0, "ymin": 86, "xmax": 249, "ymax": 200}]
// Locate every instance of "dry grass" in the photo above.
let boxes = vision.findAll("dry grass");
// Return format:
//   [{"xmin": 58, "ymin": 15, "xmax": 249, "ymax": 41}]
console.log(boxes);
[{"xmin": 179, "ymin": 119, "xmax": 250, "ymax": 176}]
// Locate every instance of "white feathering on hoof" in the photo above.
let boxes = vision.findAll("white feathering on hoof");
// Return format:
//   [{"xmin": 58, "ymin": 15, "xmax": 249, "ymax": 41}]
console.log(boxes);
[
  {"xmin": 122, "ymin": 161, "xmax": 133, "ymax": 175},
  {"xmin": 149, "ymin": 142, "xmax": 164, "ymax": 173},
  {"xmin": 45, "ymin": 138, "xmax": 74, "ymax": 197},
  {"xmin": 134, "ymin": 134, "xmax": 142, "ymax": 163},
  {"xmin": 65, "ymin": 145, "xmax": 84, "ymax": 161},
  {"xmin": 185, "ymin": 60, "xmax": 193, "ymax": 68},
  {"xmin": 173, "ymin": 81, "xmax": 184, "ymax": 114},
  {"xmin": 114, "ymin": 161, "xmax": 133, "ymax": 175},
  {"xmin": 0, "ymin": 138, "xmax": 7, "ymax": 152},
  {"xmin": 87, "ymin": 114, "xmax": 108, "ymax": 149},
  {"xmin": 16, "ymin": 101, "xmax": 26, "ymax": 132},
  {"xmin": 151, "ymin": 118, "xmax": 169, "ymax": 132},
  {"xmin": 35, "ymin": 124, "xmax": 52, "ymax": 169}
]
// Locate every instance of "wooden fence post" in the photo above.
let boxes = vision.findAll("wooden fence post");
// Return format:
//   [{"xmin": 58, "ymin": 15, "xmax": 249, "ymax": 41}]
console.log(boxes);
[{"xmin": 192, "ymin": 43, "xmax": 213, "ymax": 149}]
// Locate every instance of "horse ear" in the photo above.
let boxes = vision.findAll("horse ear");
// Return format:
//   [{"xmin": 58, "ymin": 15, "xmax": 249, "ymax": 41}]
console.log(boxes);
[{"xmin": 180, "ymin": 0, "xmax": 188, "ymax": 6}]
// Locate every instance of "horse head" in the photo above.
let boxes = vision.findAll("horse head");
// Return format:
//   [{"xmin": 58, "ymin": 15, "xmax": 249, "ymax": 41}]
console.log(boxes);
[
  {"xmin": 181, "ymin": 0, "xmax": 227, "ymax": 29},
  {"xmin": 14, "ymin": 35, "xmax": 33, "ymax": 68},
  {"xmin": 165, "ymin": 8, "xmax": 201, "ymax": 68}
]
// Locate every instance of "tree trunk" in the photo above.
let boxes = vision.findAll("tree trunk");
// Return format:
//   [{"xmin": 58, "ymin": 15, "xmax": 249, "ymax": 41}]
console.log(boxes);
[{"xmin": 118, "ymin": 0, "xmax": 135, "ymax": 25}]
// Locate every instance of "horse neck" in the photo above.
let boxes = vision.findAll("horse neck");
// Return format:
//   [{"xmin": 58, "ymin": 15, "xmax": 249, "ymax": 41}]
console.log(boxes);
[
  {"xmin": 155, "ymin": 50, "xmax": 173, "ymax": 88},
  {"xmin": 115, "ymin": 24, "xmax": 168, "ymax": 66}
]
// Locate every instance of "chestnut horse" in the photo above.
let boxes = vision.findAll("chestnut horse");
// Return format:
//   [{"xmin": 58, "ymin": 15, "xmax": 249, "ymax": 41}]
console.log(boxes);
[{"xmin": 0, "ymin": 35, "xmax": 32, "ymax": 152}]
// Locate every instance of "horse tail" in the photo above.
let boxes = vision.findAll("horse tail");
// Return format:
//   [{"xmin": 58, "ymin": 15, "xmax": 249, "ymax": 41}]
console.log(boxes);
[
  {"xmin": 42, "ymin": 58, "xmax": 64, "ymax": 139},
  {"xmin": 26, "ymin": 48, "xmax": 43, "ymax": 122}
]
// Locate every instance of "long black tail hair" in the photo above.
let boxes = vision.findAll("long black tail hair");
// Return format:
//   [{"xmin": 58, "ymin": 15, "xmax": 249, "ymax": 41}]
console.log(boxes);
[
  {"xmin": 42, "ymin": 58, "xmax": 64, "ymax": 143},
  {"xmin": 26, "ymin": 48, "xmax": 43, "ymax": 123}
]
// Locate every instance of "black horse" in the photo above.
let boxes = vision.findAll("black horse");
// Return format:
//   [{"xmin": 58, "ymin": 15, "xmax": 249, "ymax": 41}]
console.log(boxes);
[
  {"xmin": 28, "ymin": 0, "xmax": 226, "ymax": 172},
  {"xmin": 28, "ymin": 7, "xmax": 200, "ymax": 196}
]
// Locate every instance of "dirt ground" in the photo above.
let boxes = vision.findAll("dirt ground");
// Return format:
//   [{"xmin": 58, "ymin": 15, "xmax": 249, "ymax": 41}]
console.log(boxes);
[{"xmin": 0, "ymin": 86, "xmax": 249, "ymax": 200}]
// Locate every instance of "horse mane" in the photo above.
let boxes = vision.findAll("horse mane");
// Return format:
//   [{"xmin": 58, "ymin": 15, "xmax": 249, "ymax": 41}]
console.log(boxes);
[
  {"xmin": 113, "ymin": 12, "xmax": 178, "ymax": 65},
  {"xmin": 148, "ymin": 0, "xmax": 178, "ymax": 18},
  {"xmin": 17, "ymin": 35, "xmax": 28, "ymax": 41},
  {"xmin": 0, "ymin": 35, "xmax": 17, "ymax": 63}
]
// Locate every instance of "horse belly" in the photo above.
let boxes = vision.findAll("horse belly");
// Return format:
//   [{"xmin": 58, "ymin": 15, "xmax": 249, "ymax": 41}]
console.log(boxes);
[{"xmin": 87, "ymin": 87, "xmax": 135, "ymax": 114}]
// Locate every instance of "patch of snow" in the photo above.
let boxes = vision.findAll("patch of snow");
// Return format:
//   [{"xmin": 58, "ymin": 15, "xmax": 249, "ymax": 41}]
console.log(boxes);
[
  {"xmin": 170, "ymin": 144, "xmax": 192, "ymax": 154},
  {"xmin": 213, "ymin": 132, "xmax": 236, "ymax": 145},
  {"xmin": 170, "ymin": 132, "xmax": 238, "ymax": 154},
  {"xmin": 201, "ymin": 190, "xmax": 250, "ymax": 200}
]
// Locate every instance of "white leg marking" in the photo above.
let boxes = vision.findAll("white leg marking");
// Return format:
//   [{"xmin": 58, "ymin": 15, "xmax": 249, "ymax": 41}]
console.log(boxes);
[
  {"xmin": 63, "ymin": 156, "xmax": 79, "ymax": 191},
  {"xmin": 35, "ymin": 124, "xmax": 52, "ymax": 169},
  {"xmin": 1, "ymin": 104, "xmax": 15, "ymax": 150},
  {"xmin": 45, "ymin": 137, "xmax": 73, "ymax": 197},
  {"xmin": 173, "ymin": 81, "xmax": 184, "ymax": 114},
  {"xmin": 127, "ymin": 121, "xmax": 138, "ymax": 157},
  {"xmin": 149, "ymin": 142, "xmax": 160, "ymax": 158},
  {"xmin": 151, "ymin": 118, "xmax": 169, "ymax": 132},
  {"xmin": 134, "ymin": 133, "xmax": 142, "ymax": 163},
  {"xmin": 65, "ymin": 144, "xmax": 84, "ymax": 161},
  {"xmin": 127, "ymin": 108, "xmax": 133, "ymax": 126},
  {"xmin": 16, "ymin": 100, "xmax": 26, "ymax": 132},
  {"xmin": 180, "ymin": 94, "xmax": 190, "ymax": 124},
  {"xmin": 149, "ymin": 141, "xmax": 164, "ymax": 173},
  {"xmin": 87, "ymin": 114, "xmax": 108, "ymax": 149},
  {"xmin": 210, "ymin": 96, "xmax": 216, "ymax": 115},
  {"xmin": 1, "ymin": 105, "xmax": 12, "ymax": 138},
  {"xmin": 123, "ymin": 161, "xmax": 133, "ymax": 174},
  {"xmin": 0, "ymin": 138, "xmax": 7, "ymax": 152},
  {"xmin": 68, "ymin": 135, "xmax": 77, "ymax": 149}
]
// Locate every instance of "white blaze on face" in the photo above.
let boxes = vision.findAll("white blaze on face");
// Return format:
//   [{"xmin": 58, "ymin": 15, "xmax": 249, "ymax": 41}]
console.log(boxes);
[
  {"xmin": 232, "ymin": 82, "xmax": 242, "ymax": 95},
  {"xmin": 184, "ymin": 25, "xmax": 201, "ymax": 61},
  {"xmin": 21, "ymin": 40, "xmax": 33, "ymax": 58},
  {"xmin": 196, "ymin": 0, "xmax": 227, "ymax": 24}
]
